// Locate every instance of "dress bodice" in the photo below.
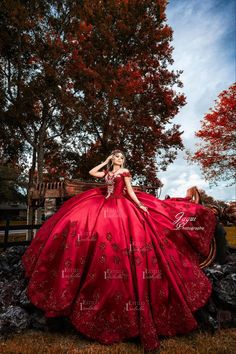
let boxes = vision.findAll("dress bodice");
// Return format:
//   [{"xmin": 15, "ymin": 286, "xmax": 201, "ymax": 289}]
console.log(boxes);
[{"xmin": 103, "ymin": 169, "xmax": 132, "ymax": 199}]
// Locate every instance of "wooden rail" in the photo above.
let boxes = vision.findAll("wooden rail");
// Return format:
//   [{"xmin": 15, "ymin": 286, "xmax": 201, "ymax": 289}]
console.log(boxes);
[
  {"xmin": 29, "ymin": 180, "xmax": 162, "ymax": 200},
  {"xmin": 0, "ymin": 220, "xmax": 41, "ymax": 249}
]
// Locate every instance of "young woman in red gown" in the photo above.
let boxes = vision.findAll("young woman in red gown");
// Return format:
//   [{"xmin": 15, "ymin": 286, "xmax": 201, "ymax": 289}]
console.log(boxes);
[{"xmin": 22, "ymin": 149, "xmax": 216, "ymax": 351}]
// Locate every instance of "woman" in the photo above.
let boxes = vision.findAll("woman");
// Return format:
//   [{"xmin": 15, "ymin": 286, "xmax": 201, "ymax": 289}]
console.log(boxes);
[{"xmin": 22, "ymin": 149, "xmax": 216, "ymax": 351}]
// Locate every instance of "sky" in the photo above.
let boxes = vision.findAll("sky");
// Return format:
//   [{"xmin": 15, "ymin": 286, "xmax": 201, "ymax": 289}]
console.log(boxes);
[{"xmin": 157, "ymin": 0, "xmax": 236, "ymax": 202}]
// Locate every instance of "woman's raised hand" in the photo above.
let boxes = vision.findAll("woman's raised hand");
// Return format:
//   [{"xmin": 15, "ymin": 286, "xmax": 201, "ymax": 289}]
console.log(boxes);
[{"xmin": 104, "ymin": 155, "xmax": 113, "ymax": 164}]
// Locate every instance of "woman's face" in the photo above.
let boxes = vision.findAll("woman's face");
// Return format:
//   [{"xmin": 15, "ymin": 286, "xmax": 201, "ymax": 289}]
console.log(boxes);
[{"xmin": 112, "ymin": 152, "xmax": 125, "ymax": 166}]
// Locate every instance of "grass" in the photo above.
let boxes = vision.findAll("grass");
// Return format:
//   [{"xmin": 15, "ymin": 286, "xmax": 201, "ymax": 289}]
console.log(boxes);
[
  {"xmin": 0, "ymin": 328, "xmax": 235, "ymax": 354},
  {"xmin": 225, "ymin": 226, "xmax": 236, "ymax": 248}
]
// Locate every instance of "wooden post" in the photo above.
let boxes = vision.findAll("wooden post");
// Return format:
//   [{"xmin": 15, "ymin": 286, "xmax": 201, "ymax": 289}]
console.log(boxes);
[
  {"xmin": 3, "ymin": 219, "xmax": 10, "ymax": 251},
  {"xmin": 27, "ymin": 148, "xmax": 36, "ymax": 240},
  {"xmin": 26, "ymin": 184, "xmax": 35, "ymax": 241}
]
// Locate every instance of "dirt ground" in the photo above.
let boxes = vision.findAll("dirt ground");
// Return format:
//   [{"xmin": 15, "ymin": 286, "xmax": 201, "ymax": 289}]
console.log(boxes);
[{"xmin": 0, "ymin": 328, "xmax": 236, "ymax": 354}]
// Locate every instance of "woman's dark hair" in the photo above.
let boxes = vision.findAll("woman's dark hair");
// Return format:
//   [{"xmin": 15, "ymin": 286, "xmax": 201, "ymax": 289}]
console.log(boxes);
[{"xmin": 107, "ymin": 149, "xmax": 126, "ymax": 171}]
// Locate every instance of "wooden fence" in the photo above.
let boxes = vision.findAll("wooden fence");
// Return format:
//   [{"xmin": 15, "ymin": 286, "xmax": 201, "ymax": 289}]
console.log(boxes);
[
  {"xmin": 0, "ymin": 220, "xmax": 41, "ymax": 250},
  {"xmin": 0, "ymin": 181, "xmax": 161, "ymax": 251}
]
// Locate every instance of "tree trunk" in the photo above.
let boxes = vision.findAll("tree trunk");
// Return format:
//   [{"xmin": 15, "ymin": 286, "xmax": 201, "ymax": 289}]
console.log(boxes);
[
  {"xmin": 26, "ymin": 145, "xmax": 36, "ymax": 240},
  {"xmin": 35, "ymin": 120, "xmax": 47, "ymax": 224}
]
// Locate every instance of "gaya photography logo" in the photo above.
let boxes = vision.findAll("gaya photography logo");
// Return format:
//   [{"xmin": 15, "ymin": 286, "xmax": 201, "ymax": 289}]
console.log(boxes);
[
  {"xmin": 79, "ymin": 299, "xmax": 99, "ymax": 311},
  {"xmin": 76, "ymin": 231, "xmax": 98, "ymax": 242},
  {"xmin": 103, "ymin": 207, "xmax": 125, "ymax": 218},
  {"xmin": 61, "ymin": 268, "xmax": 82, "ymax": 279},
  {"xmin": 143, "ymin": 268, "xmax": 162, "ymax": 279},
  {"xmin": 104, "ymin": 268, "xmax": 129, "ymax": 280},
  {"xmin": 125, "ymin": 300, "xmax": 147, "ymax": 311},
  {"xmin": 173, "ymin": 212, "xmax": 204, "ymax": 231}
]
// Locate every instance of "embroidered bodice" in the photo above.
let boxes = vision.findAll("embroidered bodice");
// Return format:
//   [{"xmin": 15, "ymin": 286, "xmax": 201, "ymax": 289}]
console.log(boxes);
[{"xmin": 103, "ymin": 169, "xmax": 132, "ymax": 199}]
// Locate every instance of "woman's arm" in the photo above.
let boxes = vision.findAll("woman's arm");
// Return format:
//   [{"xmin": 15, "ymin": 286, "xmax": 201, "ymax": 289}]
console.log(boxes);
[
  {"xmin": 89, "ymin": 155, "xmax": 113, "ymax": 178},
  {"xmin": 124, "ymin": 171, "xmax": 149, "ymax": 213}
]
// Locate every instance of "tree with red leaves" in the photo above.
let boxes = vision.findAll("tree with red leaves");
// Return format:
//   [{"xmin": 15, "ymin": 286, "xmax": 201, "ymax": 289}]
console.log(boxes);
[
  {"xmin": 0, "ymin": 1, "xmax": 79, "ymax": 184},
  {"xmin": 0, "ymin": 0, "xmax": 186, "ymax": 193},
  {"xmin": 187, "ymin": 83, "xmax": 236, "ymax": 186},
  {"xmin": 64, "ymin": 0, "xmax": 186, "ymax": 186}
]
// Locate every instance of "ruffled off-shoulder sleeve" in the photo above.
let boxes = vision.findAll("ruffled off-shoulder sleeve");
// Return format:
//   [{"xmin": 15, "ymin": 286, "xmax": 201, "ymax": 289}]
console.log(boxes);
[{"xmin": 122, "ymin": 171, "xmax": 132, "ymax": 178}]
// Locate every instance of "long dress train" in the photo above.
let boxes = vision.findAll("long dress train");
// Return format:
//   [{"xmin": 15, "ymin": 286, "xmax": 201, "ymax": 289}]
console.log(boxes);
[{"xmin": 22, "ymin": 169, "xmax": 216, "ymax": 350}]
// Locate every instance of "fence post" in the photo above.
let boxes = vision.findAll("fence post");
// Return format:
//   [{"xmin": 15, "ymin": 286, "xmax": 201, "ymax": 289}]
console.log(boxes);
[
  {"xmin": 3, "ymin": 218, "xmax": 10, "ymax": 251},
  {"xmin": 26, "ymin": 205, "xmax": 34, "ymax": 241}
]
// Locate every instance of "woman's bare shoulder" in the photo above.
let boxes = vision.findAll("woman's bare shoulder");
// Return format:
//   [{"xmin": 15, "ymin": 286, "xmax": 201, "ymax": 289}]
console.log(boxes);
[
  {"xmin": 120, "ymin": 168, "xmax": 130, "ymax": 173},
  {"xmin": 120, "ymin": 169, "xmax": 132, "ymax": 178}
]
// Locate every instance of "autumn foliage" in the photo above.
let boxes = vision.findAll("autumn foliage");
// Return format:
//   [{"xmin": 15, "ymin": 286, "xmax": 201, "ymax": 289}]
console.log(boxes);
[
  {"xmin": 0, "ymin": 0, "xmax": 186, "ymax": 189},
  {"xmin": 188, "ymin": 83, "xmax": 236, "ymax": 185}
]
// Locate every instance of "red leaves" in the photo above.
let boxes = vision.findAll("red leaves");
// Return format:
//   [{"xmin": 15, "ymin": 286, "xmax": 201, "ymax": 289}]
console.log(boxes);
[
  {"xmin": 79, "ymin": 21, "xmax": 93, "ymax": 34},
  {"xmin": 1, "ymin": 0, "xmax": 186, "ymax": 187},
  {"xmin": 71, "ymin": 49, "xmax": 79, "ymax": 61},
  {"xmin": 77, "ymin": 21, "xmax": 93, "ymax": 42},
  {"xmin": 163, "ymin": 90, "xmax": 174, "ymax": 106},
  {"xmin": 111, "ymin": 62, "xmax": 144, "ymax": 96},
  {"xmin": 28, "ymin": 56, "xmax": 39, "ymax": 65},
  {"xmin": 155, "ymin": 25, "xmax": 173, "ymax": 42},
  {"xmin": 66, "ymin": 82, "xmax": 74, "ymax": 90},
  {"xmin": 189, "ymin": 83, "xmax": 236, "ymax": 184}
]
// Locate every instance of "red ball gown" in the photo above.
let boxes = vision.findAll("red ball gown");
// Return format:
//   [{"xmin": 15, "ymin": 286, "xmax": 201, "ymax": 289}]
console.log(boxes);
[{"xmin": 22, "ymin": 169, "xmax": 216, "ymax": 351}]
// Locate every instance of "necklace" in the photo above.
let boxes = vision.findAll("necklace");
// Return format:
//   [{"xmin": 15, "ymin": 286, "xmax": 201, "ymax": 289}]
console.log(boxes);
[
  {"xmin": 108, "ymin": 168, "xmax": 121, "ymax": 176},
  {"xmin": 105, "ymin": 168, "xmax": 121, "ymax": 199}
]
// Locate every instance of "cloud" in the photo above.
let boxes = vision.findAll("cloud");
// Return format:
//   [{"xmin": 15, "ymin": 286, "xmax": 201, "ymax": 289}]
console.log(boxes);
[{"xmin": 158, "ymin": 0, "xmax": 236, "ymax": 202}]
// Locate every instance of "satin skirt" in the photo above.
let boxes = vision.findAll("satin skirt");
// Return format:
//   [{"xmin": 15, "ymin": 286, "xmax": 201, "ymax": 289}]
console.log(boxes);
[{"xmin": 22, "ymin": 188, "xmax": 216, "ymax": 350}]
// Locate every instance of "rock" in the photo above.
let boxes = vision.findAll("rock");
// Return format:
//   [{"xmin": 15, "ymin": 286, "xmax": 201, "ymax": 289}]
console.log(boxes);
[
  {"xmin": 214, "ymin": 274, "xmax": 236, "ymax": 309},
  {"xmin": 196, "ymin": 251, "xmax": 236, "ymax": 331},
  {"xmin": 0, "ymin": 306, "xmax": 30, "ymax": 334},
  {"xmin": 203, "ymin": 265, "xmax": 225, "ymax": 282},
  {"xmin": 19, "ymin": 287, "xmax": 32, "ymax": 308},
  {"xmin": 0, "ymin": 279, "xmax": 25, "ymax": 307},
  {"xmin": 217, "ymin": 309, "xmax": 235, "ymax": 329},
  {"xmin": 29, "ymin": 309, "xmax": 48, "ymax": 331},
  {"xmin": 0, "ymin": 246, "xmax": 26, "ymax": 281},
  {"xmin": 0, "ymin": 245, "xmax": 235, "ymax": 336}
]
